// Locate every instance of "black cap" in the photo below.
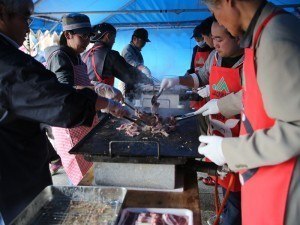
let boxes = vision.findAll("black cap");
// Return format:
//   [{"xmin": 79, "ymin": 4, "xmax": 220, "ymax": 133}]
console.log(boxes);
[
  {"xmin": 61, "ymin": 13, "xmax": 92, "ymax": 34},
  {"xmin": 90, "ymin": 23, "xmax": 116, "ymax": 43},
  {"xmin": 191, "ymin": 24, "xmax": 202, "ymax": 39},
  {"xmin": 133, "ymin": 28, "xmax": 150, "ymax": 42},
  {"xmin": 199, "ymin": 16, "xmax": 214, "ymax": 36}
]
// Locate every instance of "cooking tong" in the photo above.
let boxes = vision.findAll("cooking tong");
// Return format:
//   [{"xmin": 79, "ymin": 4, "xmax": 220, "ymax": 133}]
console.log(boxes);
[
  {"xmin": 174, "ymin": 112, "xmax": 199, "ymax": 122},
  {"xmin": 123, "ymin": 115, "xmax": 145, "ymax": 126},
  {"xmin": 122, "ymin": 101, "xmax": 146, "ymax": 126},
  {"xmin": 151, "ymin": 88, "xmax": 164, "ymax": 106}
]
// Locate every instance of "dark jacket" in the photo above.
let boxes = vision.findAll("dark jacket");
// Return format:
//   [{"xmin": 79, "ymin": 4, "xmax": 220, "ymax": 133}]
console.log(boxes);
[
  {"xmin": 187, "ymin": 43, "xmax": 214, "ymax": 74},
  {"xmin": 45, "ymin": 45, "xmax": 82, "ymax": 86},
  {"xmin": 83, "ymin": 41, "xmax": 152, "ymax": 92},
  {"xmin": 0, "ymin": 35, "xmax": 97, "ymax": 223}
]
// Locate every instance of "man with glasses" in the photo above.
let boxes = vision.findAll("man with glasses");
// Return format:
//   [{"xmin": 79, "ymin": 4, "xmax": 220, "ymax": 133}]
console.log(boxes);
[{"xmin": 0, "ymin": 2, "xmax": 127, "ymax": 224}]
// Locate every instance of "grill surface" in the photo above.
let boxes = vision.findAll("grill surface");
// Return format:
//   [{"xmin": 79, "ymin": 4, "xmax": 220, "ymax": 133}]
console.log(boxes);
[{"xmin": 70, "ymin": 108, "xmax": 203, "ymax": 164}]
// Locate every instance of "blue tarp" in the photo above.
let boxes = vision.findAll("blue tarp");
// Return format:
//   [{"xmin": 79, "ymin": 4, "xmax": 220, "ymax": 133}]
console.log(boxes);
[{"xmin": 31, "ymin": 0, "xmax": 300, "ymax": 79}]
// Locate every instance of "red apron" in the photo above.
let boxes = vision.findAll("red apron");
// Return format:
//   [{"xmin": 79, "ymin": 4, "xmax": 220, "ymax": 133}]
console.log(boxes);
[
  {"xmin": 208, "ymin": 53, "xmax": 243, "ymax": 192},
  {"xmin": 83, "ymin": 45, "xmax": 115, "ymax": 86},
  {"xmin": 190, "ymin": 50, "xmax": 211, "ymax": 110},
  {"xmin": 240, "ymin": 11, "xmax": 296, "ymax": 225},
  {"xmin": 49, "ymin": 50, "xmax": 98, "ymax": 185}
]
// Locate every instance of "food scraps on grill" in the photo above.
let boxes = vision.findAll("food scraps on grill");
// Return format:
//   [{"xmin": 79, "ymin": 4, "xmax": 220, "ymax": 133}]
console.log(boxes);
[{"xmin": 116, "ymin": 110, "xmax": 177, "ymax": 137}]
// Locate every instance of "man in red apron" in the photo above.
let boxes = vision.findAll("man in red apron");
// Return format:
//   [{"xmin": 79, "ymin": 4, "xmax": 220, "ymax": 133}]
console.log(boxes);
[
  {"xmin": 196, "ymin": 20, "xmax": 244, "ymax": 225},
  {"xmin": 199, "ymin": 1, "xmax": 300, "ymax": 225},
  {"xmin": 160, "ymin": 20, "xmax": 244, "ymax": 225}
]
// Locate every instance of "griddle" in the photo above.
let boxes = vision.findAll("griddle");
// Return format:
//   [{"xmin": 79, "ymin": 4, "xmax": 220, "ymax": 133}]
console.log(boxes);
[{"xmin": 70, "ymin": 108, "xmax": 203, "ymax": 165}]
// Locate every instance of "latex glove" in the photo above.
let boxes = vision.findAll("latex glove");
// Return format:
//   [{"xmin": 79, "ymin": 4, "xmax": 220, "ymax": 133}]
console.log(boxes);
[
  {"xmin": 104, "ymin": 99, "xmax": 129, "ymax": 118},
  {"xmin": 91, "ymin": 81, "xmax": 123, "ymax": 102},
  {"xmin": 198, "ymin": 135, "xmax": 226, "ymax": 166},
  {"xmin": 194, "ymin": 99, "xmax": 219, "ymax": 116},
  {"xmin": 197, "ymin": 85, "xmax": 210, "ymax": 98},
  {"xmin": 159, "ymin": 77, "xmax": 179, "ymax": 92}
]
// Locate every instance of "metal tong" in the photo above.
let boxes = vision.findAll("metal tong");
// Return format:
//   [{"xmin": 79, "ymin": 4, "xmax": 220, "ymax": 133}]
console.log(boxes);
[
  {"xmin": 174, "ymin": 112, "xmax": 198, "ymax": 122},
  {"xmin": 123, "ymin": 101, "xmax": 137, "ymax": 111},
  {"xmin": 123, "ymin": 115, "xmax": 145, "ymax": 126},
  {"xmin": 151, "ymin": 88, "xmax": 164, "ymax": 106},
  {"xmin": 122, "ymin": 101, "xmax": 146, "ymax": 126}
]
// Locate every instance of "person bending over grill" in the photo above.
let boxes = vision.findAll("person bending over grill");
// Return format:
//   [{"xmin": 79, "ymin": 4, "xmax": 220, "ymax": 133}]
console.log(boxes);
[{"xmin": 0, "ymin": 2, "xmax": 127, "ymax": 223}]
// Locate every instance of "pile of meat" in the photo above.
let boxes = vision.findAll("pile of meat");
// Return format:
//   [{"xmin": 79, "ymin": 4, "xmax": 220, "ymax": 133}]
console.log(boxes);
[
  {"xmin": 116, "ymin": 110, "xmax": 177, "ymax": 137},
  {"xmin": 119, "ymin": 211, "xmax": 189, "ymax": 225}
]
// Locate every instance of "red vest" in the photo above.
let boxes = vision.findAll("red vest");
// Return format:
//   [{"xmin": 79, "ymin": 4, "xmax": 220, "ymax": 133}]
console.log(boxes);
[
  {"xmin": 240, "ymin": 11, "xmax": 296, "ymax": 225},
  {"xmin": 190, "ymin": 49, "xmax": 211, "ymax": 110},
  {"xmin": 83, "ymin": 45, "xmax": 115, "ymax": 86},
  {"xmin": 209, "ymin": 53, "xmax": 243, "ymax": 192}
]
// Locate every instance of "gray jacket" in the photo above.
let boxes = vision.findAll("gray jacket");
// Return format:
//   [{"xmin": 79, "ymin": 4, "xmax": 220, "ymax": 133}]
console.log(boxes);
[
  {"xmin": 121, "ymin": 43, "xmax": 144, "ymax": 67},
  {"xmin": 222, "ymin": 3, "xmax": 300, "ymax": 225}
]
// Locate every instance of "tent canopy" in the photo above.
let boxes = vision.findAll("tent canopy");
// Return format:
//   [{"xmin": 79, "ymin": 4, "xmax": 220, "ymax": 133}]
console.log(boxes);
[
  {"xmin": 30, "ymin": 0, "xmax": 300, "ymax": 79},
  {"xmin": 31, "ymin": 0, "xmax": 299, "ymax": 32}
]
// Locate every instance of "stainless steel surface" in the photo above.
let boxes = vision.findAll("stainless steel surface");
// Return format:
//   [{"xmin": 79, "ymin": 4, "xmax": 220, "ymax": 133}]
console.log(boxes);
[{"xmin": 10, "ymin": 186, "xmax": 127, "ymax": 225}]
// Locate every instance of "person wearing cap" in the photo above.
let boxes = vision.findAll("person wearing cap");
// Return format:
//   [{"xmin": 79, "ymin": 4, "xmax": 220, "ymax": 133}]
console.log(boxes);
[
  {"xmin": 0, "ymin": 2, "xmax": 127, "ymax": 223},
  {"xmin": 83, "ymin": 23, "xmax": 153, "ymax": 95},
  {"xmin": 187, "ymin": 18, "xmax": 215, "ymax": 112},
  {"xmin": 187, "ymin": 19, "xmax": 214, "ymax": 76},
  {"xmin": 198, "ymin": 1, "xmax": 300, "ymax": 225},
  {"xmin": 121, "ymin": 28, "xmax": 152, "ymax": 78},
  {"xmin": 160, "ymin": 19, "xmax": 244, "ymax": 225},
  {"xmin": 45, "ymin": 13, "xmax": 126, "ymax": 186}
]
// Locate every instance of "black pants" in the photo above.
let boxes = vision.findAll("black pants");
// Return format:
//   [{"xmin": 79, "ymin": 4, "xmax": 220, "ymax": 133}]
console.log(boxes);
[
  {"xmin": 0, "ymin": 169, "xmax": 52, "ymax": 224},
  {"xmin": 221, "ymin": 188, "xmax": 241, "ymax": 225}
]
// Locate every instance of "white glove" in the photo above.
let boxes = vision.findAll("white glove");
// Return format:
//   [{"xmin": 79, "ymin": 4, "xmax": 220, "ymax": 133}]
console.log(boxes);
[
  {"xmin": 194, "ymin": 99, "xmax": 219, "ymax": 116},
  {"xmin": 197, "ymin": 85, "xmax": 210, "ymax": 98},
  {"xmin": 91, "ymin": 81, "xmax": 123, "ymax": 102},
  {"xmin": 138, "ymin": 65, "xmax": 152, "ymax": 78},
  {"xmin": 104, "ymin": 99, "xmax": 129, "ymax": 118},
  {"xmin": 159, "ymin": 77, "xmax": 179, "ymax": 92},
  {"xmin": 198, "ymin": 135, "xmax": 226, "ymax": 166}
]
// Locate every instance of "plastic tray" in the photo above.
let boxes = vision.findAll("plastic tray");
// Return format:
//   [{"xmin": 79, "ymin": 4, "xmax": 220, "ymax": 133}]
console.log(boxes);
[{"xmin": 117, "ymin": 207, "xmax": 193, "ymax": 225}]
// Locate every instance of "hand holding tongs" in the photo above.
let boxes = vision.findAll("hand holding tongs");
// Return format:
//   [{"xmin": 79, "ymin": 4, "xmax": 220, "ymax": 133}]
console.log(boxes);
[{"xmin": 151, "ymin": 88, "xmax": 164, "ymax": 106}]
